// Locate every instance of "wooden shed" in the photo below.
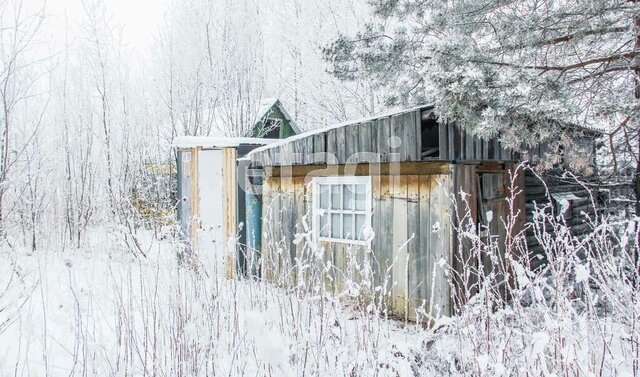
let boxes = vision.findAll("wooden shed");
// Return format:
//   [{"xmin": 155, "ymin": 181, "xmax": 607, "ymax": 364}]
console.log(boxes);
[
  {"xmin": 244, "ymin": 105, "xmax": 598, "ymax": 319},
  {"xmin": 174, "ymin": 137, "xmax": 277, "ymax": 277},
  {"xmin": 174, "ymin": 99, "xmax": 301, "ymax": 277}
]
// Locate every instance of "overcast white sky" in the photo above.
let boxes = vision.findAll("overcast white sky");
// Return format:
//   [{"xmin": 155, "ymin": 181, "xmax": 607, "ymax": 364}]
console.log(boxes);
[{"xmin": 42, "ymin": 0, "xmax": 165, "ymax": 55}]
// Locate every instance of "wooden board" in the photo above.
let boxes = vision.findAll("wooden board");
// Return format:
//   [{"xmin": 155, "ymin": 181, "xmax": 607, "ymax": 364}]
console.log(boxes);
[
  {"xmin": 280, "ymin": 176, "xmax": 296, "ymax": 284},
  {"xmin": 406, "ymin": 175, "xmax": 421, "ymax": 318},
  {"xmin": 371, "ymin": 175, "xmax": 383, "ymax": 289},
  {"xmin": 190, "ymin": 147, "xmax": 199, "ymax": 251},
  {"xmin": 391, "ymin": 175, "xmax": 408, "ymax": 314},
  {"xmin": 431, "ymin": 174, "xmax": 452, "ymax": 317},
  {"xmin": 223, "ymin": 147, "xmax": 237, "ymax": 279},
  {"xmin": 266, "ymin": 161, "xmax": 450, "ymax": 177},
  {"xmin": 357, "ymin": 121, "xmax": 374, "ymax": 163},
  {"xmin": 261, "ymin": 176, "xmax": 281, "ymax": 281},
  {"xmin": 418, "ymin": 175, "xmax": 433, "ymax": 316},
  {"xmin": 376, "ymin": 117, "xmax": 391, "ymax": 163},
  {"xmin": 375, "ymin": 175, "xmax": 393, "ymax": 297}
]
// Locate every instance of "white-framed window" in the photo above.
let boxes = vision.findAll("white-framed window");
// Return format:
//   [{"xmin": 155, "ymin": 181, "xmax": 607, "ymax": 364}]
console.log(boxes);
[{"xmin": 312, "ymin": 176, "xmax": 372, "ymax": 245}]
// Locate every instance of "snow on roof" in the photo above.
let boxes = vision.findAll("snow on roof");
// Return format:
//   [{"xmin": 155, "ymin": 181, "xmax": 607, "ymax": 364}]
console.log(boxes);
[
  {"xmin": 246, "ymin": 104, "xmax": 431, "ymax": 159},
  {"xmin": 255, "ymin": 98, "xmax": 279, "ymax": 122},
  {"xmin": 255, "ymin": 98, "xmax": 302, "ymax": 134},
  {"xmin": 173, "ymin": 136, "xmax": 278, "ymax": 149}
]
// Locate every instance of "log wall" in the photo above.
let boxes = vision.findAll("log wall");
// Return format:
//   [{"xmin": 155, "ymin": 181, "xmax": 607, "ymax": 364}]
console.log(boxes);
[{"xmin": 524, "ymin": 170, "xmax": 599, "ymax": 270}]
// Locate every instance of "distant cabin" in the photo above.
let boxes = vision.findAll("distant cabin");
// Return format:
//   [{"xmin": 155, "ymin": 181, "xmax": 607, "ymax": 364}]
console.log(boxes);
[
  {"xmin": 242, "ymin": 105, "xmax": 599, "ymax": 319},
  {"xmin": 252, "ymin": 98, "xmax": 300, "ymax": 139},
  {"xmin": 173, "ymin": 99, "xmax": 299, "ymax": 276}
]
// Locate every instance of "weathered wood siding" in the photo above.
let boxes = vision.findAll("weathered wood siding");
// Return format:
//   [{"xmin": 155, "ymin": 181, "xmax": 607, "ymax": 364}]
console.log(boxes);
[
  {"xmin": 260, "ymin": 162, "xmax": 454, "ymax": 319},
  {"xmin": 450, "ymin": 162, "xmax": 526, "ymax": 307},
  {"xmin": 249, "ymin": 107, "xmax": 519, "ymax": 167},
  {"xmin": 438, "ymin": 122, "xmax": 519, "ymax": 162}
]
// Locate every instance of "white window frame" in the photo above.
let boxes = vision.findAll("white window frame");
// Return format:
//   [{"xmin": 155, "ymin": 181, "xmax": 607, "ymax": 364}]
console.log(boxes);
[{"xmin": 312, "ymin": 176, "xmax": 372, "ymax": 246}]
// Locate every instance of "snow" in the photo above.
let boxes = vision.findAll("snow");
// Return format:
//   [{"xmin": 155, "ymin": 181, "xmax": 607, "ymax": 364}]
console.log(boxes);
[
  {"xmin": 254, "ymin": 98, "xmax": 302, "ymax": 133},
  {"xmin": 2, "ymin": 213, "xmax": 638, "ymax": 376},
  {"xmin": 530, "ymin": 332, "xmax": 550, "ymax": 359},
  {"xmin": 173, "ymin": 136, "xmax": 278, "ymax": 148},
  {"xmin": 575, "ymin": 264, "xmax": 590, "ymax": 283},
  {"xmin": 0, "ymin": 229, "xmax": 428, "ymax": 376},
  {"xmin": 255, "ymin": 97, "xmax": 280, "ymax": 120},
  {"xmin": 485, "ymin": 210, "xmax": 493, "ymax": 223}
]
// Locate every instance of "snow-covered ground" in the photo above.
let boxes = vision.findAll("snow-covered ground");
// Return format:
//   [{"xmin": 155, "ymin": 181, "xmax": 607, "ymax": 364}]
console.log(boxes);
[
  {"xmin": 1, "ymin": 218, "xmax": 638, "ymax": 376},
  {"xmin": 0, "ymin": 231, "xmax": 426, "ymax": 376}
]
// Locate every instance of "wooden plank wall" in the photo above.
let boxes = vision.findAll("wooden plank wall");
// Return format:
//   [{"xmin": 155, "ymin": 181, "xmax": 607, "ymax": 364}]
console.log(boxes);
[
  {"xmin": 260, "ymin": 166, "xmax": 454, "ymax": 320},
  {"xmin": 439, "ymin": 122, "xmax": 517, "ymax": 162},
  {"xmin": 261, "ymin": 174, "xmax": 316, "ymax": 287},
  {"xmin": 450, "ymin": 162, "xmax": 528, "ymax": 307},
  {"xmin": 250, "ymin": 108, "xmax": 520, "ymax": 168},
  {"xmin": 252, "ymin": 110, "xmax": 424, "ymax": 166}
]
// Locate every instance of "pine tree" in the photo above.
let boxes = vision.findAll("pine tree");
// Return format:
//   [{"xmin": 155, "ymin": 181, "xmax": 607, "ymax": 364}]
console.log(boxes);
[{"xmin": 325, "ymin": 0, "xmax": 639, "ymax": 177}]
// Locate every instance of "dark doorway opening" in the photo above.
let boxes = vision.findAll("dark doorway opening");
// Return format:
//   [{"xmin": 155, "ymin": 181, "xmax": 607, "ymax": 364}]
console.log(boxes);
[{"xmin": 421, "ymin": 111, "xmax": 439, "ymax": 159}]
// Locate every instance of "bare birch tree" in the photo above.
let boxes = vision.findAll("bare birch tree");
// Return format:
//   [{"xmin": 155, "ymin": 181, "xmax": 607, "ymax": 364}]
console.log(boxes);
[{"xmin": 0, "ymin": 0, "xmax": 47, "ymax": 242}]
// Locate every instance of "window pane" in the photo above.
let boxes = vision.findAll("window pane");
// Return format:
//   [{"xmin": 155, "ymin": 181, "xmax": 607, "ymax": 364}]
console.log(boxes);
[
  {"xmin": 319, "ymin": 213, "xmax": 330, "ymax": 237},
  {"xmin": 343, "ymin": 214, "xmax": 354, "ymax": 240},
  {"xmin": 319, "ymin": 184, "xmax": 329, "ymax": 209},
  {"xmin": 331, "ymin": 213, "xmax": 341, "ymax": 238},
  {"xmin": 355, "ymin": 214, "xmax": 366, "ymax": 240},
  {"xmin": 331, "ymin": 185, "xmax": 341, "ymax": 209},
  {"xmin": 355, "ymin": 184, "xmax": 367, "ymax": 210},
  {"xmin": 343, "ymin": 184, "xmax": 354, "ymax": 210}
]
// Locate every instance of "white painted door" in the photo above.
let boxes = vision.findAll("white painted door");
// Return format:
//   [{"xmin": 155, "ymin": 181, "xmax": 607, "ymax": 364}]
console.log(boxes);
[{"xmin": 197, "ymin": 149, "xmax": 225, "ymax": 277}]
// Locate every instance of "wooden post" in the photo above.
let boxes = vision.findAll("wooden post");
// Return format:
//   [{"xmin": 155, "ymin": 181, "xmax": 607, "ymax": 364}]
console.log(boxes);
[
  {"xmin": 223, "ymin": 147, "xmax": 237, "ymax": 279},
  {"xmin": 190, "ymin": 147, "xmax": 199, "ymax": 253}
]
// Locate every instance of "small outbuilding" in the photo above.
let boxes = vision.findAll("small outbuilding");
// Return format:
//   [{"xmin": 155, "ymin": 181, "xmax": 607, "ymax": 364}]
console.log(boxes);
[
  {"xmin": 244, "ymin": 105, "xmax": 598, "ymax": 319},
  {"xmin": 174, "ymin": 98, "xmax": 301, "ymax": 277},
  {"xmin": 174, "ymin": 137, "xmax": 275, "ymax": 277}
]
